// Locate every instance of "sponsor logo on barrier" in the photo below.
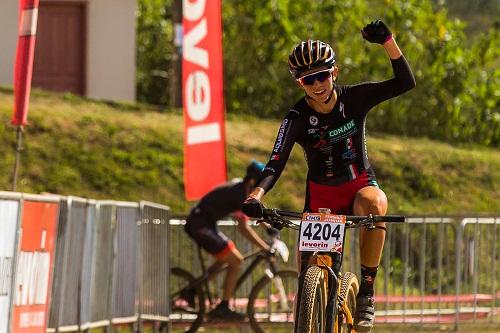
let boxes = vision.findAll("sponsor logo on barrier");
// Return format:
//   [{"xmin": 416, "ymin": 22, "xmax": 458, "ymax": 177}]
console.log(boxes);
[
  {"xmin": 0, "ymin": 257, "xmax": 13, "ymax": 296},
  {"xmin": 14, "ymin": 251, "xmax": 50, "ymax": 306},
  {"xmin": 19, "ymin": 312, "xmax": 44, "ymax": 328},
  {"xmin": 12, "ymin": 201, "xmax": 58, "ymax": 332}
]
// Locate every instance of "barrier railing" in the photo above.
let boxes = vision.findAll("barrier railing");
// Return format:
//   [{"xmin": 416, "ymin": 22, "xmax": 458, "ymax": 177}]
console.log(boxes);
[
  {"xmin": 1, "ymin": 189, "xmax": 497, "ymax": 332},
  {"xmin": 169, "ymin": 215, "xmax": 500, "ymax": 328},
  {"xmin": 0, "ymin": 192, "xmax": 170, "ymax": 333},
  {"xmin": 0, "ymin": 192, "xmax": 59, "ymax": 333}
]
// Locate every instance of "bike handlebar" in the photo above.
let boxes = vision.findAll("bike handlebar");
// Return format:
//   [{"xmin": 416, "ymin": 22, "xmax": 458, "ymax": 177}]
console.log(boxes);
[{"xmin": 259, "ymin": 208, "xmax": 405, "ymax": 230}]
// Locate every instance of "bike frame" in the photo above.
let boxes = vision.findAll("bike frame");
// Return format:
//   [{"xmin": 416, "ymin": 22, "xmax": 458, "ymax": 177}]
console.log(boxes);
[
  {"xmin": 182, "ymin": 244, "xmax": 281, "ymax": 307},
  {"xmin": 299, "ymin": 237, "xmax": 345, "ymax": 332},
  {"xmin": 261, "ymin": 208, "xmax": 404, "ymax": 333}
]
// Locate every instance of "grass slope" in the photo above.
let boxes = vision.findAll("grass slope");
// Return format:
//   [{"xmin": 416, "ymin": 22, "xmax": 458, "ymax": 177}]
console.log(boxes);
[{"xmin": 1, "ymin": 87, "xmax": 498, "ymax": 214}]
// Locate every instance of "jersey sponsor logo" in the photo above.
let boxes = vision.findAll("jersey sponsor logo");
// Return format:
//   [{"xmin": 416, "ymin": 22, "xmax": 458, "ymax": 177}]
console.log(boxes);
[
  {"xmin": 273, "ymin": 119, "xmax": 289, "ymax": 153},
  {"xmin": 308, "ymin": 125, "xmax": 328, "ymax": 135},
  {"xmin": 328, "ymin": 119, "xmax": 356, "ymax": 142},
  {"xmin": 342, "ymin": 137, "xmax": 357, "ymax": 160},
  {"xmin": 346, "ymin": 137, "xmax": 353, "ymax": 149},
  {"xmin": 339, "ymin": 101, "xmax": 346, "ymax": 118},
  {"xmin": 309, "ymin": 116, "xmax": 318, "ymax": 126},
  {"xmin": 311, "ymin": 126, "xmax": 329, "ymax": 148},
  {"xmin": 264, "ymin": 166, "xmax": 276, "ymax": 173},
  {"xmin": 313, "ymin": 139, "xmax": 328, "ymax": 149},
  {"xmin": 342, "ymin": 149, "xmax": 357, "ymax": 160}
]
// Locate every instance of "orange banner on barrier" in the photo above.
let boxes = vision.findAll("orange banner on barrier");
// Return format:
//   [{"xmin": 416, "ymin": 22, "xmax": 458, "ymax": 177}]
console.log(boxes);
[
  {"xmin": 12, "ymin": 201, "xmax": 58, "ymax": 333},
  {"xmin": 183, "ymin": 0, "xmax": 227, "ymax": 200}
]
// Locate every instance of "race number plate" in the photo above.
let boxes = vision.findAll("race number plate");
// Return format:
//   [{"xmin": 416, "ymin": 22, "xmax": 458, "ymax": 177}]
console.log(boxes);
[{"xmin": 298, "ymin": 213, "xmax": 346, "ymax": 252}]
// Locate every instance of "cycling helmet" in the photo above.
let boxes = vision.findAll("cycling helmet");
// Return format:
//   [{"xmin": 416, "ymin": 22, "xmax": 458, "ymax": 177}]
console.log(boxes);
[
  {"xmin": 246, "ymin": 160, "xmax": 265, "ymax": 180},
  {"xmin": 288, "ymin": 40, "xmax": 336, "ymax": 79}
]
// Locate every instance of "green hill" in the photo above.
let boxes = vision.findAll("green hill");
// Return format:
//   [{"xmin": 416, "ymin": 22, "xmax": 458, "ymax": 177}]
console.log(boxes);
[{"xmin": 1, "ymin": 87, "xmax": 498, "ymax": 215}]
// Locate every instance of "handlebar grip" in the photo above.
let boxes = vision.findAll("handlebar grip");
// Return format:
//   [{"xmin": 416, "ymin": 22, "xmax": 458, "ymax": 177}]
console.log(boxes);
[
  {"xmin": 378, "ymin": 215, "xmax": 405, "ymax": 222},
  {"xmin": 262, "ymin": 208, "xmax": 273, "ymax": 218}
]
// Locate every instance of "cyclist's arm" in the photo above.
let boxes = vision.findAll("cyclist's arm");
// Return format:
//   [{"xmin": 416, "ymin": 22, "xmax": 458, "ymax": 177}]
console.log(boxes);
[
  {"xmin": 236, "ymin": 218, "xmax": 271, "ymax": 251},
  {"xmin": 351, "ymin": 38, "xmax": 416, "ymax": 110},
  {"xmin": 249, "ymin": 111, "xmax": 302, "ymax": 199},
  {"xmin": 383, "ymin": 36, "xmax": 403, "ymax": 60}
]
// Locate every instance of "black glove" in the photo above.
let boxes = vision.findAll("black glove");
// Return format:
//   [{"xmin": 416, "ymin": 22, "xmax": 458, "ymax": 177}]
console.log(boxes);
[
  {"xmin": 361, "ymin": 20, "xmax": 392, "ymax": 44},
  {"xmin": 242, "ymin": 197, "xmax": 264, "ymax": 218}
]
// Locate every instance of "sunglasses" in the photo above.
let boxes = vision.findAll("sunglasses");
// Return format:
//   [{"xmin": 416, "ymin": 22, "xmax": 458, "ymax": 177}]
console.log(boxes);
[{"xmin": 297, "ymin": 69, "xmax": 333, "ymax": 85}]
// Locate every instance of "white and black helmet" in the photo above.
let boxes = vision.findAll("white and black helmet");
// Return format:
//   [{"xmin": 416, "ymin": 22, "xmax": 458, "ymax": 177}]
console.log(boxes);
[{"xmin": 288, "ymin": 40, "xmax": 336, "ymax": 79}]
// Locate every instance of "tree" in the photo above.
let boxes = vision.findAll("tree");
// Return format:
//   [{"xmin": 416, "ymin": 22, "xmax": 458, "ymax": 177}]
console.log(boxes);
[
  {"xmin": 136, "ymin": 0, "xmax": 174, "ymax": 106},
  {"xmin": 136, "ymin": 0, "xmax": 499, "ymax": 146}
]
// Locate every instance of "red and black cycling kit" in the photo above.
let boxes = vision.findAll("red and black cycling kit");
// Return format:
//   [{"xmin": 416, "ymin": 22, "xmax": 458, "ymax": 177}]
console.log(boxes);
[
  {"xmin": 257, "ymin": 56, "xmax": 415, "ymax": 214},
  {"xmin": 185, "ymin": 180, "xmax": 249, "ymax": 257}
]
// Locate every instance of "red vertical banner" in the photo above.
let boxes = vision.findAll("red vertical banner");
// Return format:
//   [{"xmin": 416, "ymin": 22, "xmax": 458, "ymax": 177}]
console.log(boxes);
[
  {"xmin": 11, "ymin": 0, "xmax": 40, "ymax": 126},
  {"xmin": 182, "ymin": 0, "xmax": 227, "ymax": 200},
  {"xmin": 12, "ymin": 201, "xmax": 58, "ymax": 333}
]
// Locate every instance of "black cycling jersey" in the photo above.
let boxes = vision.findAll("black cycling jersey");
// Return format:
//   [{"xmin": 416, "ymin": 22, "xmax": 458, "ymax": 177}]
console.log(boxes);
[
  {"xmin": 186, "ymin": 180, "xmax": 248, "ymax": 255},
  {"xmin": 258, "ymin": 56, "xmax": 415, "ymax": 192},
  {"xmin": 189, "ymin": 180, "xmax": 248, "ymax": 226}
]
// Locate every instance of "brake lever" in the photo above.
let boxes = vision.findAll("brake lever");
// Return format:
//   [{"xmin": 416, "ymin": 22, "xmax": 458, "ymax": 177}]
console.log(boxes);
[{"xmin": 361, "ymin": 214, "xmax": 376, "ymax": 229}]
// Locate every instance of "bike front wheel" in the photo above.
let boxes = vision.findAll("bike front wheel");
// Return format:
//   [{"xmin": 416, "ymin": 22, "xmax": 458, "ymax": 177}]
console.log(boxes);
[
  {"xmin": 170, "ymin": 267, "xmax": 205, "ymax": 333},
  {"xmin": 247, "ymin": 270, "xmax": 297, "ymax": 333},
  {"xmin": 337, "ymin": 271, "xmax": 359, "ymax": 333},
  {"xmin": 296, "ymin": 266, "xmax": 328, "ymax": 333}
]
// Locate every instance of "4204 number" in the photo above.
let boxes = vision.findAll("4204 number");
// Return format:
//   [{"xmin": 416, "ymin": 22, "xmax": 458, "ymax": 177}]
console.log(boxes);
[{"xmin": 302, "ymin": 222, "xmax": 342, "ymax": 241}]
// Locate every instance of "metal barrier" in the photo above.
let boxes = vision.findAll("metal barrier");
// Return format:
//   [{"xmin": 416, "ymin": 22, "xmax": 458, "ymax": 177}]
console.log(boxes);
[
  {"xmin": 137, "ymin": 201, "xmax": 170, "ymax": 328},
  {"xmin": 0, "ymin": 194, "xmax": 21, "ymax": 333},
  {"xmin": 0, "ymin": 192, "xmax": 59, "ymax": 333},
  {"xmin": 0, "ymin": 192, "xmax": 170, "ymax": 333},
  {"xmin": 169, "ymin": 218, "xmax": 298, "ymax": 308},
  {"xmin": 2, "ymin": 188, "xmax": 497, "ymax": 331},
  {"xmin": 169, "ymin": 215, "xmax": 500, "ymax": 327},
  {"xmin": 113, "ymin": 203, "xmax": 141, "ymax": 325}
]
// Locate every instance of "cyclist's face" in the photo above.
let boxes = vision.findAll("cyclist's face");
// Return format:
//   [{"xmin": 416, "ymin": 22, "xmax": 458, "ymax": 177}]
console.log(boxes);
[{"xmin": 298, "ymin": 66, "xmax": 338, "ymax": 103}]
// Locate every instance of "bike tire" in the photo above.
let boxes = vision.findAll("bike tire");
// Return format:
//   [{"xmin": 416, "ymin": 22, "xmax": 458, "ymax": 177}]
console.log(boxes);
[
  {"xmin": 296, "ymin": 266, "xmax": 327, "ymax": 333},
  {"xmin": 247, "ymin": 270, "xmax": 297, "ymax": 333},
  {"xmin": 170, "ymin": 267, "xmax": 206, "ymax": 333},
  {"xmin": 337, "ymin": 272, "xmax": 359, "ymax": 333}
]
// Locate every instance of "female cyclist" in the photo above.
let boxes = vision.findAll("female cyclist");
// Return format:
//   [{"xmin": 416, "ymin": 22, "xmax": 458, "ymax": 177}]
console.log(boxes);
[{"xmin": 242, "ymin": 20, "xmax": 416, "ymax": 332}]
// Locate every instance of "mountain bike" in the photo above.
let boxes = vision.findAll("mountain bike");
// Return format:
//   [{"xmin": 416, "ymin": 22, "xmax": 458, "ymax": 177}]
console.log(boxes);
[
  {"xmin": 258, "ymin": 208, "xmax": 405, "ymax": 333},
  {"xmin": 169, "ymin": 230, "xmax": 297, "ymax": 333}
]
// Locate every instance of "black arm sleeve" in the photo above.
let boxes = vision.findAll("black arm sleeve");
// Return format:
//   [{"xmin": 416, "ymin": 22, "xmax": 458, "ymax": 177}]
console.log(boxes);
[
  {"xmin": 257, "ymin": 111, "xmax": 302, "ymax": 193},
  {"xmin": 350, "ymin": 55, "xmax": 416, "ymax": 111}
]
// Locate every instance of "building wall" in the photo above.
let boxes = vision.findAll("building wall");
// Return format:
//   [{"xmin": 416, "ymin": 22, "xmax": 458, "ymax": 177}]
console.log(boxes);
[
  {"xmin": 87, "ymin": 0, "xmax": 136, "ymax": 101},
  {"xmin": 0, "ymin": 1, "xmax": 18, "ymax": 88},
  {"xmin": 0, "ymin": 0, "xmax": 136, "ymax": 102}
]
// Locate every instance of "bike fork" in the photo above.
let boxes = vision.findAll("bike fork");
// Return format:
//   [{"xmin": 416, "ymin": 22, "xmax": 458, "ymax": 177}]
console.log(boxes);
[{"xmin": 266, "ymin": 262, "xmax": 290, "ymax": 310}]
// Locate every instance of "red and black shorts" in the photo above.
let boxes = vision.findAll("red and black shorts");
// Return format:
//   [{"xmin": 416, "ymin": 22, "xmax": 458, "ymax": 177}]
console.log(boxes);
[
  {"xmin": 184, "ymin": 214, "xmax": 235, "ymax": 259},
  {"xmin": 305, "ymin": 171, "xmax": 379, "ymax": 214}
]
